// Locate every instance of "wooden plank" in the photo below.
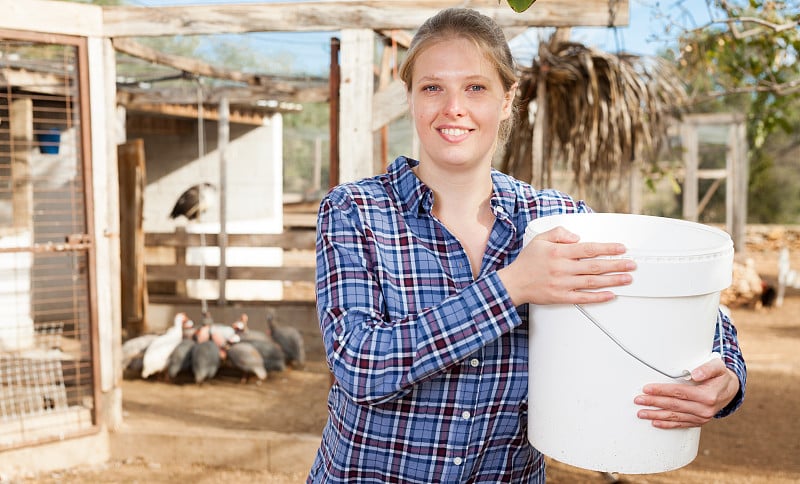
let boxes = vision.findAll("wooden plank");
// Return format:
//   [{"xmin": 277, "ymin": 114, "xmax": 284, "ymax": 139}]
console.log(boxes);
[
  {"xmin": 0, "ymin": 0, "xmax": 103, "ymax": 37},
  {"xmin": 146, "ymin": 264, "xmax": 316, "ymax": 282},
  {"xmin": 102, "ymin": 1, "xmax": 629, "ymax": 37},
  {"xmin": 145, "ymin": 231, "xmax": 317, "ymax": 250}
]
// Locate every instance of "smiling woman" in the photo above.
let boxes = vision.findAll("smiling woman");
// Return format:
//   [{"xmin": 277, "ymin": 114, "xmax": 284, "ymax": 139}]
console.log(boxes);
[{"xmin": 307, "ymin": 6, "xmax": 745, "ymax": 484}]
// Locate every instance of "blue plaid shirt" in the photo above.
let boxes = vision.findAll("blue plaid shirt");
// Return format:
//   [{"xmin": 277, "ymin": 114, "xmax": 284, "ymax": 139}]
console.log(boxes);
[{"xmin": 308, "ymin": 156, "xmax": 746, "ymax": 483}]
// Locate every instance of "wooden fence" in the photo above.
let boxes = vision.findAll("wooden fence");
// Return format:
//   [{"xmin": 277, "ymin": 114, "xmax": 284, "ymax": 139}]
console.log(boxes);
[{"xmin": 144, "ymin": 227, "xmax": 317, "ymax": 305}]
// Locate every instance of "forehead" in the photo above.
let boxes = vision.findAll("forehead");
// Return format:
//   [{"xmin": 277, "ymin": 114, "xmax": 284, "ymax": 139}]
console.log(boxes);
[{"xmin": 412, "ymin": 37, "xmax": 498, "ymax": 80}]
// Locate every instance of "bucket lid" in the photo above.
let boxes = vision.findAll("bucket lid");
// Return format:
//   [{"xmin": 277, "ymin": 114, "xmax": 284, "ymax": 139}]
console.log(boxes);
[{"xmin": 523, "ymin": 213, "xmax": 733, "ymax": 297}]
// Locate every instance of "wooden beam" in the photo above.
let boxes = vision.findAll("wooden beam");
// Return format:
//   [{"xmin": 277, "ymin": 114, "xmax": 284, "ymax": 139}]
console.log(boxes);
[
  {"xmin": 372, "ymin": 79, "xmax": 408, "ymax": 131},
  {"xmin": 125, "ymin": 103, "xmax": 270, "ymax": 125},
  {"xmin": 102, "ymin": 0, "xmax": 629, "ymax": 37},
  {"xmin": 113, "ymin": 38, "xmax": 264, "ymax": 86},
  {"xmin": 0, "ymin": 0, "xmax": 103, "ymax": 37},
  {"xmin": 119, "ymin": 83, "xmax": 328, "ymax": 106}
]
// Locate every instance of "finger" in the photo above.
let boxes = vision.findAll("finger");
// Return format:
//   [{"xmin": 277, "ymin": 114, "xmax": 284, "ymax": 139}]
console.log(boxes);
[
  {"xmin": 636, "ymin": 408, "xmax": 708, "ymax": 429},
  {"xmin": 534, "ymin": 226, "xmax": 580, "ymax": 244},
  {"xmin": 570, "ymin": 257, "xmax": 636, "ymax": 276},
  {"xmin": 576, "ymin": 241, "xmax": 628, "ymax": 259}
]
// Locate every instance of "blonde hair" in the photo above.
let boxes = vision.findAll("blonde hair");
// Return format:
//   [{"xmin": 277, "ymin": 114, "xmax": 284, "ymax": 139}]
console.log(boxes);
[{"xmin": 399, "ymin": 8, "xmax": 518, "ymax": 142}]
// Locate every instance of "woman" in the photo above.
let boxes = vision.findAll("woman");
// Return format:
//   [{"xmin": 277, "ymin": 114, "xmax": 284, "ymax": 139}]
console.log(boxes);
[{"xmin": 309, "ymin": 7, "xmax": 745, "ymax": 483}]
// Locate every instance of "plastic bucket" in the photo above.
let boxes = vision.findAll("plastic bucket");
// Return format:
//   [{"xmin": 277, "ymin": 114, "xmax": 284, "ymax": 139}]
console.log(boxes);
[{"xmin": 523, "ymin": 213, "xmax": 733, "ymax": 474}]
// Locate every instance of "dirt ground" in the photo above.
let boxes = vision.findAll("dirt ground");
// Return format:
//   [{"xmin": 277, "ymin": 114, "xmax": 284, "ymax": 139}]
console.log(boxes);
[{"xmin": 18, "ymin": 245, "xmax": 800, "ymax": 484}]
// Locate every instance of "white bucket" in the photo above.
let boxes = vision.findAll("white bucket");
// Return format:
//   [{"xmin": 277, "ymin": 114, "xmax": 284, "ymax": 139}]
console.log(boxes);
[{"xmin": 523, "ymin": 213, "xmax": 733, "ymax": 474}]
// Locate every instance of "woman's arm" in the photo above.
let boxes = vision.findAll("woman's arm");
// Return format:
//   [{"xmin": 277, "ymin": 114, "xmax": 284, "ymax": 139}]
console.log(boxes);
[
  {"xmin": 316, "ymin": 193, "xmax": 521, "ymax": 405},
  {"xmin": 634, "ymin": 309, "xmax": 746, "ymax": 428}
]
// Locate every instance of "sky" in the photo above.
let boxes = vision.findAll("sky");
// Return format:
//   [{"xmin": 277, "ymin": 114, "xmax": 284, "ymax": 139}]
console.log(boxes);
[{"xmin": 123, "ymin": 0, "xmax": 713, "ymax": 75}]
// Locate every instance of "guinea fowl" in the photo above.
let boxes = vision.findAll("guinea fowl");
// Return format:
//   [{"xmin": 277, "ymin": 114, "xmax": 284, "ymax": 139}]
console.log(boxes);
[
  {"xmin": 167, "ymin": 338, "xmax": 195, "ymax": 381},
  {"xmin": 141, "ymin": 313, "xmax": 192, "ymax": 379},
  {"xmin": 265, "ymin": 311, "xmax": 306, "ymax": 369},
  {"xmin": 169, "ymin": 182, "xmax": 216, "ymax": 221},
  {"xmin": 121, "ymin": 333, "xmax": 158, "ymax": 372},
  {"xmin": 232, "ymin": 313, "xmax": 269, "ymax": 342},
  {"xmin": 246, "ymin": 338, "xmax": 286, "ymax": 372},
  {"xmin": 226, "ymin": 341, "xmax": 268, "ymax": 384},
  {"xmin": 191, "ymin": 339, "xmax": 221, "ymax": 385}
]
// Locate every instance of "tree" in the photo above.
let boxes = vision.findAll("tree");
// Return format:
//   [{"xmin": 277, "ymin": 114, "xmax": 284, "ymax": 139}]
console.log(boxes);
[{"xmin": 664, "ymin": 0, "xmax": 800, "ymax": 223}]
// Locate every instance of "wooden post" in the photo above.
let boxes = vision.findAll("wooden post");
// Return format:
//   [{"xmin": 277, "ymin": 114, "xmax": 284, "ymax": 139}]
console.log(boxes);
[
  {"xmin": 175, "ymin": 226, "xmax": 187, "ymax": 297},
  {"xmin": 10, "ymin": 98, "xmax": 33, "ymax": 231},
  {"xmin": 730, "ymin": 121, "xmax": 748, "ymax": 252},
  {"xmin": 329, "ymin": 37, "xmax": 340, "ymax": 189},
  {"xmin": 217, "ymin": 96, "xmax": 229, "ymax": 305},
  {"xmin": 681, "ymin": 122, "xmax": 699, "ymax": 221},
  {"xmin": 117, "ymin": 139, "xmax": 148, "ymax": 336},
  {"xmin": 338, "ymin": 29, "xmax": 374, "ymax": 183}
]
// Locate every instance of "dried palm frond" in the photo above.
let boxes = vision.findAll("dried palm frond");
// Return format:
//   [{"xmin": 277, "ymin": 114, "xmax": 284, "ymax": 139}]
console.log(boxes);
[{"xmin": 501, "ymin": 37, "xmax": 687, "ymax": 210}]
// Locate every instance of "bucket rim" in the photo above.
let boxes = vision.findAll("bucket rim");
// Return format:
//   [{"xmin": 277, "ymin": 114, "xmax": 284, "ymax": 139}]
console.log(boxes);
[{"xmin": 525, "ymin": 213, "xmax": 733, "ymax": 259}]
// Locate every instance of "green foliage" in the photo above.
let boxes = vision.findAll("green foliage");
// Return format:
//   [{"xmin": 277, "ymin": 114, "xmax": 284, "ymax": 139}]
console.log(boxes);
[
  {"xmin": 670, "ymin": 0, "xmax": 800, "ymax": 223},
  {"xmin": 506, "ymin": 0, "xmax": 538, "ymax": 13}
]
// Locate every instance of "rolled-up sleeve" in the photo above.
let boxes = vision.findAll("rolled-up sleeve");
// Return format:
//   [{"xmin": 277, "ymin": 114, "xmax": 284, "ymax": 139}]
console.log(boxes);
[{"xmin": 713, "ymin": 308, "xmax": 746, "ymax": 417}]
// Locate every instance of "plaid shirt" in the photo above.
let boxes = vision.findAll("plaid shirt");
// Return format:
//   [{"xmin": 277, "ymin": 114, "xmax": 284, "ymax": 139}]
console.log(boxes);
[{"xmin": 308, "ymin": 156, "xmax": 746, "ymax": 483}]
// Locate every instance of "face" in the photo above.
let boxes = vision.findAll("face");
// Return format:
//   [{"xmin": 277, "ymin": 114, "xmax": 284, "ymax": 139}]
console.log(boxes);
[{"xmin": 407, "ymin": 36, "xmax": 515, "ymax": 173}]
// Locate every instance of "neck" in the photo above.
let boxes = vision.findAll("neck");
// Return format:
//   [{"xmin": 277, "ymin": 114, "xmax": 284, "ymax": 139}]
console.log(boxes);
[{"xmin": 415, "ymin": 162, "xmax": 493, "ymax": 213}]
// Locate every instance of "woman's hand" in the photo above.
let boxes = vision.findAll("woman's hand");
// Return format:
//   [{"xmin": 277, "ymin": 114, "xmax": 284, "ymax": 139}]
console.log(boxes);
[
  {"xmin": 498, "ymin": 226, "xmax": 636, "ymax": 306},
  {"xmin": 635, "ymin": 357, "xmax": 741, "ymax": 429}
]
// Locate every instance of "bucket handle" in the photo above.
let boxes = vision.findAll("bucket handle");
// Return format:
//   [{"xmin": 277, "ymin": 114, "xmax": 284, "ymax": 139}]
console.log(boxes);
[{"xmin": 574, "ymin": 304, "xmax": 692, "ymax": 380}]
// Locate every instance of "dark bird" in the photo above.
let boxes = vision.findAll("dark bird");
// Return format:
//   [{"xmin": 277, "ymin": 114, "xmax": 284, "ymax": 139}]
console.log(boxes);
[
  {"xmin": 761, "ymin": 281, "xmax": 777, "ymax": 308},
  {"xmin": 167, "ymin": 339, "xmax": 195, "ymax": 381},
  {"xmin": 226, "ymin": 341, "xmax": 268, "ymax": 384},
  {"xmin": 246, "ymin": 338, "xmax": 286, "ymax": 372},
  {"xmin": 191, "ymin": 339, "xmax": 221, "ymax": 385},
  {"xmin": 169, "ymin": 182, "xmax": 216, "ymax": 221},
  {"xmin": 265, "ymin": 311, "xmax": 306, "ymax": 369}
]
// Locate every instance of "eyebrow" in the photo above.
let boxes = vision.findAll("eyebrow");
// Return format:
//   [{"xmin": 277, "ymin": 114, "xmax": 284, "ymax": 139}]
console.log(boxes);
[{"xmin": 415, "ymin": 74, "xmax": 492, "ymax": 84}]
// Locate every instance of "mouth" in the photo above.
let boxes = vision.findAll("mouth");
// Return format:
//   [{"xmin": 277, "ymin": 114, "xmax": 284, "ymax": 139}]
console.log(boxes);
[{"xmin": 439, "ymin": 127, "xmax": 471, "ymax": 137}]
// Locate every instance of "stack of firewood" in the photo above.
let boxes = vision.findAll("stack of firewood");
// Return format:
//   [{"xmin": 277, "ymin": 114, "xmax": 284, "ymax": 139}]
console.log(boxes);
[{"xmin": 720, "ymin": 258, "xmax": 765, "ymax": 308}]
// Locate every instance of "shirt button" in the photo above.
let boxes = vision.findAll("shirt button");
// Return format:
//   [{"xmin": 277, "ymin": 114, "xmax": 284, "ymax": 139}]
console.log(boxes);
[
  {"xmin": 469, "ymin": 358, "xmax": 479, "ymax": 367},
  {"xmin": 453, "ymin": 457, "xmax": 463, "ymax": 466},
  {"xmin": 461, "ymin": 410, "xmax": 471, "ymax": 420}
]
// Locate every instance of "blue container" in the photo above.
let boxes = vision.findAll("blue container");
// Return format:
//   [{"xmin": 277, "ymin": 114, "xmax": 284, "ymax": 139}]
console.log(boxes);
[{"xmin": 37, "ymin": 128, "xmax": 61, "ymax": 154}]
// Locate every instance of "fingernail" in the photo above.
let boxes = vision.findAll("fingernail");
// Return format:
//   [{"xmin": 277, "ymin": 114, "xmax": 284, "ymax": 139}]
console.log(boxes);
[
  {"xmin": 634, "ymin": 396, "xmax": 645, "ymax": 405},
  {"xmin": 625, "ymin": 260, "xmax": 637, "ymax": 270}
]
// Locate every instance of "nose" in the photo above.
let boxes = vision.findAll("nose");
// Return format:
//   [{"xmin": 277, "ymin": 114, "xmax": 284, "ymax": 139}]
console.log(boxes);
[{"xmin": 443, "ymin": 91, "xmax": 466, "ymax": 118}]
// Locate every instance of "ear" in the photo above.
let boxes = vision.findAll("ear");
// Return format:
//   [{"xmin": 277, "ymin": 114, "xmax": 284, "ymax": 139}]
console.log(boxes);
[{"xmin": 501, "ymin": 82, "xmax": 518, "ymax": 120}]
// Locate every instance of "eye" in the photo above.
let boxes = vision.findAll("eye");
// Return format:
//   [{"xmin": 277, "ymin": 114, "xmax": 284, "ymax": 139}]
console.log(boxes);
[
  {"xmin": 467, "ymin": 84, "xmax": 486, "ymax": 92},
  {"xmin": 421, "ymin": 84, "xmax": 441, "ymax": 93}
]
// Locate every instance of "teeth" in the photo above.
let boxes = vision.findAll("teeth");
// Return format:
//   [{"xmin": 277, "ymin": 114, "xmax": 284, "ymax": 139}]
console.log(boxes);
[{"xmin": 440, "ymin": 128, "xmax": 469, "ymax": 136}]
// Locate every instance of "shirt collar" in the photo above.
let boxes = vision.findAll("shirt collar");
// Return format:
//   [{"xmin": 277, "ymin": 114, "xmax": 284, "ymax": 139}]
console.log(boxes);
[{"xmin": 388, "ymin": 156, "xmax": 519, "ymax": 220}]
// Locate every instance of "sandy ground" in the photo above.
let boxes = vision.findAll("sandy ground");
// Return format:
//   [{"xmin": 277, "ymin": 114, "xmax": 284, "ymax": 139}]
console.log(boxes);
[{"xmin": 16, "ymin": 247, "xmax": 800, "ymax": 484}]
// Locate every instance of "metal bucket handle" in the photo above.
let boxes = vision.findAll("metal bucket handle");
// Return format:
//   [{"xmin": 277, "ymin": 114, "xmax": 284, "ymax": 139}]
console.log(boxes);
[{"xmin": 574, "ymin": 304, "xmax": 720, "ymax": 381}]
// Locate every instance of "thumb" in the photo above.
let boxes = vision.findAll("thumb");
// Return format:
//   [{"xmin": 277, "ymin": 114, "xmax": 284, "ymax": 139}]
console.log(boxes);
[{"xmin": 690, "ymin": 355, "xmax": 725, "ymax": 382}]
